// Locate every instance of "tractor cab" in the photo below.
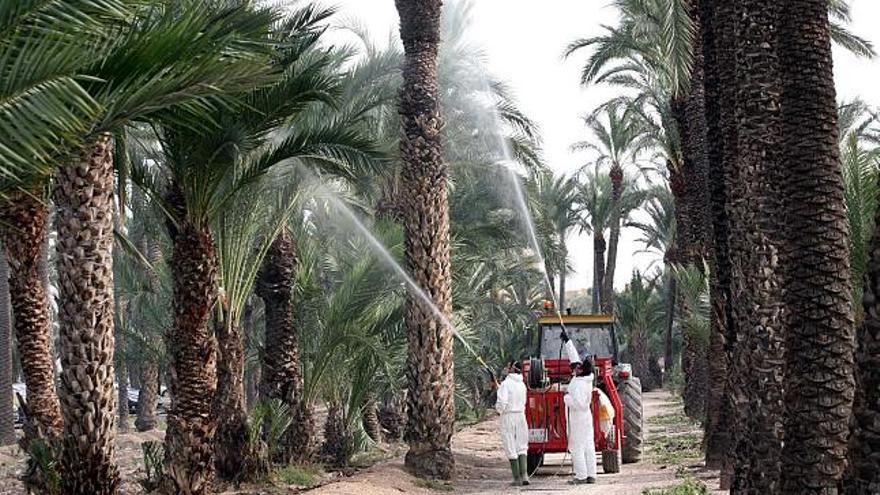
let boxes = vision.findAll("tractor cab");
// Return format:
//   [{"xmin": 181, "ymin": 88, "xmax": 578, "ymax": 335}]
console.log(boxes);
[{"xmin": 521, "ymin": 305, "xmax": 643, "ymax": 476}]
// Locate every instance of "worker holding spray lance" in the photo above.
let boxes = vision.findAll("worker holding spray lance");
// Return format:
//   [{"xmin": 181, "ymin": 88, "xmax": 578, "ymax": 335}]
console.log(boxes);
[{"xmin": 561, "ymin": 330, "xmax": 598, "ymax": 485}]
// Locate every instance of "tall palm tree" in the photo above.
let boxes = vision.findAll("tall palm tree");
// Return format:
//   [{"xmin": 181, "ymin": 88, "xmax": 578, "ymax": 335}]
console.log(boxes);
[
  {"xmin": 0, "ymin": 0, "xmax": 121, "ymax": 469},
  {"xmin": 529, "ymin": 172, "xmax": 579, "ymax": 309},
  {"xmin": 778, "ymin": 1, "xmax": 856, "ymax": 492},
  {"xmin": 724, "ymin": 0, "xmax": 788, "ymax": 491},
  {"xmin": 394, "ymin": 0, "xmax": 455, "ymax": 479},
  {"xmin": 574, "ymin": 105, "xmax": 646, "ymax": 315},
  {"xmin": 698, "ymin": 0, "xmax": 735, "ymax": 473},
  {"xmin": 0, "ymin": 247, "xmax": 13, "ymax": 446}
]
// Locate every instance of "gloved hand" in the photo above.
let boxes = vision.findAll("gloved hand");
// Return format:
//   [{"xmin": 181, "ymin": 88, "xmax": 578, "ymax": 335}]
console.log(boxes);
[{"xmin": 560, "ymin": 330, "xmax": 569, "ymax": 343}]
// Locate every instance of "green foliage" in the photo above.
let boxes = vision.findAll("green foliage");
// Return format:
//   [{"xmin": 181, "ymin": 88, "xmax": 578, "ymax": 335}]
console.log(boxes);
[
  {"xmin": 839, "ymin": 99, "xmax": 880, "ymax": 308},
  {"xmin": 26, "ymin": 438, "xmax": 61, "ymax": 495},
  {"xmin": 249, "ymin": 399, "xmax": 294, "ymax": 463},
  {"xmin": 139, "ymin": 441, "xmax": 165, "ymax": 492},
  {"xmin": 274, "ymin": 464, "xmax": 322, "ymax": 487},
  {"xmin": 642, "ymin": 477, "xmax": 709, "ymax": 495}
]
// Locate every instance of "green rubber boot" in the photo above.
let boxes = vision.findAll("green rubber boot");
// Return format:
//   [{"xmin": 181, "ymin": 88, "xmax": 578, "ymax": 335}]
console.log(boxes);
[
  {"xmin": 509, "ymin": 458, "xmax": 522, "ymax": 485},
  {"xmin": 518, "ymin": 454, "xmax": 530, "ymax": 485}
]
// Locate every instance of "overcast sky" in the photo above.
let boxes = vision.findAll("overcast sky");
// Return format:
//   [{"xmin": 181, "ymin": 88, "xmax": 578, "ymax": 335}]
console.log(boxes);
[{"xmin": 327, "ymin": 0, "xmax": 880, "ymax": 291}]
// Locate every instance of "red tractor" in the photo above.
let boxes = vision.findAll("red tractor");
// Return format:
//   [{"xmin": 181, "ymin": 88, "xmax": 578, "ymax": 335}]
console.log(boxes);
[{"xmin": 521, "ymin": 311, "xmax": 644, "ymax": 475}]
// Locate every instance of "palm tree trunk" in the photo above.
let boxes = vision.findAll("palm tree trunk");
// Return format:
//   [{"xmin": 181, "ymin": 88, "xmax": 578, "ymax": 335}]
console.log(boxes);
[
  {"xmin": 115, "ymin": 309, "xmax": 129, "ymax": 434},
  {"xmin": 700, "ymin": 0, "xmax": 735, "ymax": 472},
  {"xmin": 724, "ymin": 1, "xmax": 788, "ymax": 491},
  {"xmin": 0, "ymin": 192, "xmax": 63, "ymax": 440},
  {"xmin": 0, "ymin": 247, "xmax": 15, "ymax": 446},
  {"xmin": 778, "ymin": 1, "xmax": 856, "ymax": 492},
  {"xmin": 663, "ymin": 271, "xmax": 676, "ymax": 378},
  {"xmin": 256, "ymin": 228, "xmax": 312, "ymax": 461},
  {"xmin": 135, "ymin": 362, "xmax": 159, "ymax": 432},
  {"xmin": 54, "ymin": 134, "xmax": 120, "ymax": 494},
  {"xmin": 396, "ymin": 0, "xmax": 455, "ymax": 480},
  {"xmin": 602, "ymin": 166, "xmax": 622, "ymax": 316},
  {"xmin": 163, "ymin": 183, "xmax": 219, "ymax": 495},
  {"xmin": 844, "ymin": 193, "xmax": 880, "ymax": 493},
  {"xmin": 213, "ymin": 316, "xmax": 258, "ymax": 480},
  {"xmin": 363, "ymin": 394, "xmax": 382, "ymax": 443},
  {"xmin": 593, "ymin": 232, "xmax": 606, "ymax": 314}
]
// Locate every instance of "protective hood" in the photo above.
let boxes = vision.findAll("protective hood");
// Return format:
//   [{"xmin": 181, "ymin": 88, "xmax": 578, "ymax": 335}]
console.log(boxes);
[{"xmin": 505, "ymin": 372, "xmax": 524, "ymax": 383}]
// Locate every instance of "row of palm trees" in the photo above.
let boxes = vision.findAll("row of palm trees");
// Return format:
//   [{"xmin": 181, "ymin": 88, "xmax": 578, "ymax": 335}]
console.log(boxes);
[
  {"xmin": 563, "ymin": 0, "xmax": 880, "ymax": 492},
  {"xmin": 1, "ymin": 0, "xmax": 566, "ymax": 492}
]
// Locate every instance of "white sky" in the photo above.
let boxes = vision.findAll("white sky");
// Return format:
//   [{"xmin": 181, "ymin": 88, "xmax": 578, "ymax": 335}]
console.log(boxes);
[{"xmin": 327, "ymin": 0, "xmax": 880, "ymax": 291}]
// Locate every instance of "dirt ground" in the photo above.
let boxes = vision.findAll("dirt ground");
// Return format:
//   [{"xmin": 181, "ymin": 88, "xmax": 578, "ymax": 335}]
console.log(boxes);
[
  {"xmin": 309, "ymin": 389, "xmax": 725, "ymax": 495},
  {"xmin": 0, "ymin": 389, "xmax": 723, "ymax": 494}
]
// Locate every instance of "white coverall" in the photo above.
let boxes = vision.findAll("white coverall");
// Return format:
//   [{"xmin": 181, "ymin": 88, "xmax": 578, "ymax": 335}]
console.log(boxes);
[
  {"xmin": 495, "ymin": 372, "xmax": 528, "ymax": 460},
  {"xmin": 565, "ymin": 374, "xmax": 598, "ymax": 480},
  {"xmin": 564, "ymin": 339, "xmax": 580, "ymax": 364}
]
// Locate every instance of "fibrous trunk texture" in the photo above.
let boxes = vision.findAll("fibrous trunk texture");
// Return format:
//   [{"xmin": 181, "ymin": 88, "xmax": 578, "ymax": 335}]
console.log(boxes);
[
  {"xmin": 321, "ymin": 403, "xmax": 352, "ymax": 467},
  {"xmin": 135, "ymin": 362, "xmax": 159, "ymax": 432},
  {"xmin": 379, "ymin": 392, "xmax": 407, "ymax": 442},
  {"xmin": 699, "ymin": 0, "xmax": 734, "ymax": 472},
  {"xmin": 631, "ymin": 325, "xmax": 653, "ymax": 390},
  {"xmin": 778, "ymin": 1, "xmax": 856, "ymax": 492},
  {"xmin": 362, "ymin": 394, "xmax": 382, "ymax": 443},
  {"xmin": 163, "ymin": 185, "xmax": 219, "ymax": 495},
  {"xmin": 727, "ymin": 2, "xmax": 787, "ymax": 491},
  {"xmin": 592, "ymin": 233, "xmax": 606, "ymax": 314},
  {"xmin": 601, "ymin": 165, "xmax": 623, "ymax": 316},
  {"xmin": 0, "ymin": 247, "xmax": 14, "ymax": 446},
  {"xmin": 663, "ymin": 272, "xmax": 676, "ymax": 378},
  {"xmin": 256, "ymin": 228, "xmax": 311, "ymax": 461},
  {"xmin": 54, "ymin": 135, "xmax": 120, "ymax": 494},
  {"xmin": 0, "ymin": 192, "xmax": 63, "ymax": 439},
  {"xmin": 213, "ymin": 317, "xmax": 257, "ymax": 480},
  {"xmin": 396, "ymin": 0, "xmax": 455, "ymax": 480},
  {"xmin": 672, "ymin": 1, "xmax": 712, "ymax": 424}
]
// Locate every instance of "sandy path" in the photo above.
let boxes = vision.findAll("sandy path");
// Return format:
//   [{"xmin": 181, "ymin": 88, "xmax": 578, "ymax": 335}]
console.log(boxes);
[{"xmin": 309, "ymin": 389, "xmax": 724, "ymax": 495}]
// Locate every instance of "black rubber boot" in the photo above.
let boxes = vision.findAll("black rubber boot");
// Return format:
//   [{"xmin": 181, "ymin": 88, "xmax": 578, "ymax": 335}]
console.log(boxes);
[
  {"xmin": 518, "ymin": 454, "xmax": 530, "ymax": 485},
  {"xmin": 509, "ymin": 459, "xmax": 522, "ymax": 485}
]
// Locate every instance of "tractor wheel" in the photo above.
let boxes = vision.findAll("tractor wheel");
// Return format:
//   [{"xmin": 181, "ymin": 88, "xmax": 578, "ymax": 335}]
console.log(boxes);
[
  {"xmin": 621, "ymin": 376, "xmax": 644, "ymax": 463},
  {"xmin": 602, "ymin": 449, "xmax": 621, "ymax": 474},
  {"xmin": 528, "ymin": 358, "xmax": 544, "ymax": 389},
  {"xmin": 526, "ymin": 452, "xmax": 544, "ymax": 475}
]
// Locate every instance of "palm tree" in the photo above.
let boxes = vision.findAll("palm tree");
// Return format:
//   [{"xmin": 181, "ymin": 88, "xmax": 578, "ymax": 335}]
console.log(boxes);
[
  {"xmin": 616, "ymin": 273, "xmax": 664, "ymax": 391},
  {"xmin": 724, "ymin": 1, "xmax": 787, "ymax": 490},
  {"xmin": 256, "ymin": 227, "xmax": 310, "ymax": 460},
  {"xmin": 49, "ymin": 3, "xmax": 279, "ymax": 491},
  {"xmin": 0, "ymin": 190, "xmax": 63, "ymax": 447},
  {"xmin": 574, "ymin": 105, "xmax": 647, "ymax": 315},
  {"xmin": 846, "ymin": 152, "xmax": 880, "ymax": 492},
  {"xmin": 698, "ymin": 0, "xmax": 734, "ymax": 473},
  {"xmin": 838, "ymin": 99, "xmax": 880, "ymax": 310},
  {"xmin": 529, "ymin": 172, "xmax": 579, "ymax": 309},
  {"xmin": 394, "ymin": 0, "xmax": 455, "ymax": 479},
  {"xmin": 0, "ymin": 0, "xmax": 115, "ymax": 469},
  {"xmin": 778, "ymin": 1, "xmax": 856, "ymax": 492},
  {"xmin": 0, "ymin": 247, "xmax": 13, "ymax": 446},
  {"xmin": 630, "ymin": 185, "xmax": 677, "ymax": 377}
]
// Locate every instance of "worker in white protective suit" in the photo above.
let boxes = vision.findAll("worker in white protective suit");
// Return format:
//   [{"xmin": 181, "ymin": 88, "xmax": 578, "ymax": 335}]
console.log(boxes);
[
  {"xmin": 495, "ymin": 360, "xmax": 530, "ymax": 486},
  {"xmin": 565, "ymin": 355, "xmax": 598, "ymax": 484}
]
